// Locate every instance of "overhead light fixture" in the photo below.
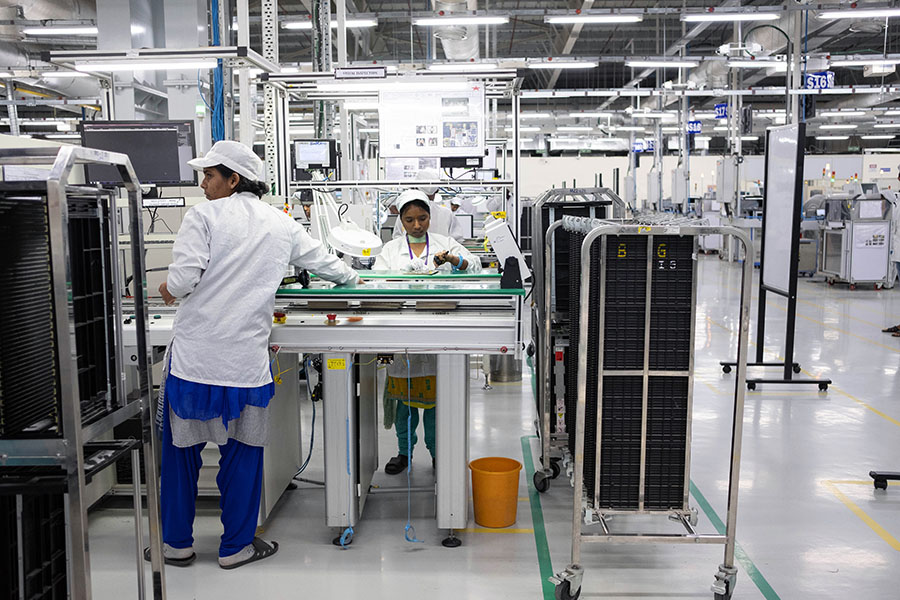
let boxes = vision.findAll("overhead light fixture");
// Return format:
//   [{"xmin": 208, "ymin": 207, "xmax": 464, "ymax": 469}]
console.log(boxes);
[
  {"xmin": 830, "ymin": 58, "xmax": 900, "ymax": 67},
  {"xmin": 713, "ymin": 126, "xmax": 729, "ymax": 131},
  {"xmin": 0, "ymin": 71, "xmax": 12, "ymax": 78},
  {"xmin": 22, "ymin": 26, "xmax": 98, "ymax": 36},
  {"xmin": 41, "ymin": 70, "xmax": 92, "ymax": 78},
  {"xmin": 283, "ymin": 18, "xmax": 378, "ymax": 30},
  {"xmin": 819, "ymin": 124, "xmax": 857, "ymax": 130},
  {"xmin": 816, "ymin": 135, "xmax": 850, "ymax": 140},
  {"xmin": 866, "ymin": 147, "xmax": 900, "ymax": 152},
  {"xmin": 413, "ymin": 16, "xmax": 508, "ymax": 26},
  {"xmin": 316, "ymin": 80, "xmax": 471, "ymax": 92},
  {"xmin": 874, "ymin": 123, "xmax": 900, "ymax": 128},
  {"xmin": 528, "ymin": 61, "xmax": 598, "ymax": 70},
  {"xmin": 614, "ymin": 126, "xmax": 645, "ymax": 131},
  {"xmin": 520, "ymin": 112, "xmax": 551, "ymax": 119},
  {"xmin": 817, "ymin": 110, "xmax": 867, "ymax": 118},
  {"xmin": 883, "ymin": 109, "xmax": 900, "ymax": 116},
  {"xmin": 695, "ymin": 136, "xmax": 713, "ymax": 141},
  {"xmin": 741, "ymin": 136, "xmax": 759, "ymax": 141},
  {"xmin": 359, "ymin": 128, "xmax": 379, "ymax": 133},
  {"xmin": 693, "ymin": 112, "xmax": 718, "ymax": 119},
  {"xmin": 819, "ymin": 8, "xmax": 900, "ymax": 20},
  {"xmin": 75, "ymin": 59, "xmax": 219, "ymax": 72},
  {"xmin": 558, "ymin": 126, "xmax": 593, "ymax": 132},
  {"xmin": 625, "ymin": 60, "xmax": 698, "ymax": 68},
  {"xmin": 861, "ymin": 134, "xmax": 896, "ymax": 140},
  {"xmin": 544, "ymin": 14, "xmax": 643, "ymax": 24},
  {"xmin": 505, "ymin": 126, "xmax": 541, "ymax": 132},
  {"xmin": 632, "ymin": 111, "xmax": 676, "ymax": 119},
  {"xmin": 681, "ymin": 12, "xmax": 779, "ymax": 22},
  {"xmin": 427, "ymin": 62, "xmax": 498, "ymax": 72},
  {"xmin": 568, "ymin": 111, "xmax": 613, "ymax": 118},
  {"xmin": 44, "ymin": 133, "xmax": 81, "ymax": 139},
  {"xmin": 728, "ymin": 60, "xmax": 787, "ymax": 72}
]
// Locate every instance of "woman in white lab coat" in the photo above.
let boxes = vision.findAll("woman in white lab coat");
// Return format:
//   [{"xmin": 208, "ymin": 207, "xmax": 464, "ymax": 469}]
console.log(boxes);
[
  {"xmin": 153, "ymin": 141, "xmax": 358, "ymax": 568},
  {"xmin": 882, "ymin": 173, "xmax": 900, "ymax": 335},
  {"xmin": 373, "ymin": 190, "xmax": 480, "ymax": 474}
]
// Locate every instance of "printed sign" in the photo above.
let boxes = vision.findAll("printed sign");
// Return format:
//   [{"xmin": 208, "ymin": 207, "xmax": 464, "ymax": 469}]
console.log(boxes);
[
  {"xmin": 805, "ymin": 71, "xmax": 834, "ymax": 90},
  {"xmin": 327, "ymin": 358, "xmax": 347, "ymax": 370},
  {"xmin": 687, "ymin": 120, "xmax": 702, "ymax": 135},
  {"xmin": 714, "ymin": 103, "xmax": 728, "ymax": 119},
  {"xmin": 335, "ymin": 67, "xmax": 387, "ymax": 79}
]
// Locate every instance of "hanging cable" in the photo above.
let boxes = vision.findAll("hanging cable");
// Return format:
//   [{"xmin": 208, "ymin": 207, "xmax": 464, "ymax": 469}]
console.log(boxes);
[
  {"xmin": 403, "ymin": 351, "xmax": 424, "ymax": 544},
  {"xmin": 210, "ymin": 0, "xmax": 225, "ymax": 142}
]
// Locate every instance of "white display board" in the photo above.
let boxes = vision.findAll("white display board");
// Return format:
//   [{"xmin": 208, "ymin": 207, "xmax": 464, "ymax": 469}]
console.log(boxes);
[
  {"xmin": 761, "ymin": 124, "xmax": 803, "ymax": 295},
  {"xmin": 379, "ymin": 86, "xmax": 485, "ymax": 158},
  {"xmin": 384, "ymin": 157, "xmax": 440, "ymax": 180}
]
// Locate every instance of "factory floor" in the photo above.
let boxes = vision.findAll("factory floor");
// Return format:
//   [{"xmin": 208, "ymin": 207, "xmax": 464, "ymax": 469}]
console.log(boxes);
[{"xmin": 87, "ymin": 256, "xmax": 900, "ymax": 600}]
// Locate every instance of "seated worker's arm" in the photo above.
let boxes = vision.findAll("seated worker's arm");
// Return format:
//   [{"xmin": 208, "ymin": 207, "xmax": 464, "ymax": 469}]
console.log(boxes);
[
  {"xmin": 287, "ymin": 218, "xmax": 359, "ymax": 285},
  {"xmin": 437, "ymin": 239, "xmax": 482, "ymax": 273},
  {"xmin": 161, "ymin": 208, "xmax": 210, "ymax": 304}
]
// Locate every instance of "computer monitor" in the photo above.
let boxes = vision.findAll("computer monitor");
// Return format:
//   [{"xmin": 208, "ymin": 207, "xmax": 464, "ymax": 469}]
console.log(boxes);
[
  {"xmin": 80, "ymin": 120, "xmax": 197, "ymax": 187},
  {"xmin": 294, "ymin": 139, "xmax": 336, "ymax": 170}
]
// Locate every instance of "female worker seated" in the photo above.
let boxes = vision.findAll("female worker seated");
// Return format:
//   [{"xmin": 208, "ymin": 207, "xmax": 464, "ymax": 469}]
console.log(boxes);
[{"xmin": 373, "ymin": 189, "xmax": 481, "ymax": 474}]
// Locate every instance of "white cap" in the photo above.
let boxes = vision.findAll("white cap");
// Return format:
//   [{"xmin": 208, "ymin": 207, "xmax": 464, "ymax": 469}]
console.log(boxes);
[
  {"xmin": 394, "ymin": 189, "xmax": 430, "ymax": 213},
  {"xmin": 187, "ymin": 140, "xmax": 264, "ymax": 182}
]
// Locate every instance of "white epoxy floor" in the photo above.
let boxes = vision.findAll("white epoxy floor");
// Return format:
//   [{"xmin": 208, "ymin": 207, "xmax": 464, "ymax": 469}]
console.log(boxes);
[{"xmin": 87, "ymin": 256, "xmax": 900, "ymax": 599}]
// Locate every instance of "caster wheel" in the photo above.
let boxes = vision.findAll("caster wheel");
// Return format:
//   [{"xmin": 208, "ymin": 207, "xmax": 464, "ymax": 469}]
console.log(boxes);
[
  {"xmin": 332, "ymin": 532, "xmax": 353, "ymax": 547},
  {"xmin": 818, "ymin": 383, "xmax": 829, "ymax": 391},
  {"xmin": 555, "ymin": 580, "xmax": 581, "ymax": 600},
  {"xmin": 793, "ymin": 364, "xmax": 802, "ymax": 374},
  {"xmin": 747, "ymin": 382, "xmax": 757, "ymax": 391},
  {"xmin": 722, "ymin": 365, "xmax": 732, "ymax": 374},
  {"xmin": 442, "ymin": 536, "xmax": 462, "ymax": 548},
  {"xmin": 550, "ymin": 460, "xmax": 562, "ymax": 480},
  {"xmin": 534, "ymin": 471, "xmax": 550, "ymax": 493},
  {"xmin": 526, "ymin": 342, "xmax": 535, "ymax": 357},
  {"xmin": 874, "ymin": 479, "xmax": 888, "ymax": 490}
]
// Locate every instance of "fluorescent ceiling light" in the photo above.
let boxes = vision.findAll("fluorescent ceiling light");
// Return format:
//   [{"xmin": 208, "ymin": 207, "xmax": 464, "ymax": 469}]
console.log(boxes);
[
  {"xmin": 866, "ymin": 147, "xmax": 900, "ymax": 152},
  {"xmin": 521, "ymin": 112, "xmax": 551, "ymax": 119},
  {"xmin": 693, "ymin": 112, "xmax": 718, "ymax": 119},
  {"xmin": 741, "ymin": 136, "xmax": 759, "ymax": 141},
  {"xmin": 817, "ymin": 110, "xmax": 867, "ymax": 117},
  {"xmin": 568, "ymin": 112, "xmax": 612, "ymax": 118},
  {"xmin": 76, "ymin": 59, "xmax": 218, "ymax": 72},
  {"xmin": 861, "ymin": 135, "xmax": 896, "ymax": 140},
  {"xmin": 819, "ymin": 124, "xmax": 857, "ymax": 130},
  {"xmin": 545, "ymin": 15, "xmax": 642, "ymax": 24},
  {"xmin": 413, "ymin": 16, "xmax": 508, "ymax": 26},
  {"xmin": 874, "ymin": 123, "xmax": 900, "ymax": 128},
  {"xmin": 558, "ymin": 126, "xmax": 593, "ymax": 132},
  {"xmin": 427, "ymin": 63, "xmax": 497, "ymax": 72},
  {"xmin": 41, "ymin": 71, "xmax": 91, "ymax": 78},
  {"xmin": 359, "ymin": 128, "xmax": 379, "ymax": 133},
  {"xmin": 632, "ymin": 111, "xmax": 676, "ymax": 119},
  {"xmin": 283, "ymin": 18, "xmax": 378, "ymax": 30},
  {"xmin": 816, "ymin": 135, "xmax": 850, "ymax": 140},
  {"xmin": 316, "ymin": 80, "xmax": 470, "ymax": 92},
  {"xmin": 681, "ymin": 12, "xmax": 779, "ymax": 22},
  {"xmin": 504, "ymin": 126, "xmax": 541, "ymax": 132},
  {"xmin": 695, "ymin": 136, "xmax": 712, "ymax": 141},
  {"xmin": 728, "ymin": 60, "xmax": 787, "ymax": 72},
  {"xmin": 44, "ymin": 133, "xmax": 81, "ymax": 139},
  {"xmin": 713, "ymin": 126, "xmax": 729, "ymax": 131},
  {"xmin": 528, "ymin": 61, "xmax": 598, "ymax": 70},
  {"xmin": 819, "ymin": 8, "xmax": 900, "ymax": 20},
  {"xmin": 22, "ymin": 26, "xmax": 98, "ymax": 36},
  {"xmin": 830, "ymin": 58, "xmax": 900, "ymax": 67},
  {"xmin": 883, "ymin": 109, "xmax": 900, "ymax": 116},
  {"xmin": 0, "ymin": 71, "xmax": 12, "ymax": 78},
  {"xmin": 625, "ymin": 60, "xmax": 698, "ymax": 68},
  {"xmin": 614, "ymin": 126, "xmax": 645, "ymax": 131}
]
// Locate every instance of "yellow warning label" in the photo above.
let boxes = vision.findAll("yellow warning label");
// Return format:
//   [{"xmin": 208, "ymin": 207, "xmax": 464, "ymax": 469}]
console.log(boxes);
[
  {"xmin": 490, "ymin": 211, "xmax": 507, "ymax": 219},
  {"xmin": 327, "ymin": 358, "xmax": 347, "ymax": 370},
  {"xmin": 639, "ymin": 226, "xmax": 651, "ymax": 233},
  {"xmin": 361, "ymin": 248, "xmax": 371, "ymax": 257}
]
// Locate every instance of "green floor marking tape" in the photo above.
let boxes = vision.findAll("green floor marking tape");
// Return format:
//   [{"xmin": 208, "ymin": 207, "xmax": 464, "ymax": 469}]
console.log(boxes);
[
  {"xmin": 690, "ymin": 481, "xmax": 782, "ymax": 600},
  {"xmin": 521, "ymin": 435, "xmax": 556, "ymax": 600}
]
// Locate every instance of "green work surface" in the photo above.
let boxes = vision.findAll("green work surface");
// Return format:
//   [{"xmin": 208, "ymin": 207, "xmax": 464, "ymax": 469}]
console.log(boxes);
[
  {"xmin": 278, "ymin": 281, "xmax": 524, "ymax": 296},
  {"xmin": 312, "ymin": 270, "xmax": 499, "ymax": 280}
]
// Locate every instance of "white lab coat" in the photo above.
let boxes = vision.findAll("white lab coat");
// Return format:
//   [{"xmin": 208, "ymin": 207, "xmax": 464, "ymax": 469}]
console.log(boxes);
[
  {"xmin": 392, "ymin": 201, "xmax": 455, "ymax": 239},
  {"xmin": 890, "ymin": 192, "xmax": 900, "ymax": 259},
  {"xmin": 167, "ymin": 192, "xmax": 357, "ymax": 387},
  {"xmin": 372, "ymin": 232, "xmax": 481, "ymax": 378}
]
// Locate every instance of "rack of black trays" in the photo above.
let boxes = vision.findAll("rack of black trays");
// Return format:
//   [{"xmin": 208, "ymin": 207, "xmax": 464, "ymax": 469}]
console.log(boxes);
[{"xmin": 550, "ymin": 218, "xmax": 755, "ymax": 600}]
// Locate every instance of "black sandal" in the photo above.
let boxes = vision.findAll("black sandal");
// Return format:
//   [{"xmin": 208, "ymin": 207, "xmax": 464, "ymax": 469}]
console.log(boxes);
[
  {"xmin": 220, "ymin": 538, "xmax": 278, "ymax": 570},
  {"xmin": 384, "ymin": 454, "xmax": 409, "ymax": 475},
  {"xmin": 143, "ymin": 546, "xmax": 196, "ymax": 567},
  {"xmin": 883, "ymin": 325, "xmax": 900, "ymax": 333}
]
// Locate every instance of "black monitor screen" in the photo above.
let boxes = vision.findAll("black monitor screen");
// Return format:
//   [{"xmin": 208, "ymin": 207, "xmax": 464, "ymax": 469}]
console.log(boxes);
[{"xmin": 81, "ymin": 120, "xmax": 197, "ymax": 186}]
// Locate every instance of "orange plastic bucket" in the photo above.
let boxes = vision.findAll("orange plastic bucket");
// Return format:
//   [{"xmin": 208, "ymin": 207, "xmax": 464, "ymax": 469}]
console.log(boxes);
[{"xmin": 469, "ymin": 457, "xmax": 523, "ymax": 528}]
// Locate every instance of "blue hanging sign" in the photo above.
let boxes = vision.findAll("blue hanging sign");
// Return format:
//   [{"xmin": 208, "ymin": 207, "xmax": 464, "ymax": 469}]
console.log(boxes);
[
  {"xmin": 645, "ymin": 139, "xmax": 656, "ymax": 152},
  {"xmin": 687, "ymin": 120, "xmax": 702, "ymax": 134},
  {"xmin": 714, "ymin": 103, "xmax": 728, "ymax": 119},
  {"xmin": 632, "ymin": 140, "xmax": 645, "ymax": 153},
  {"xmin": 805, "ymin": 71, "xmax": 835, "ymax": 90}
]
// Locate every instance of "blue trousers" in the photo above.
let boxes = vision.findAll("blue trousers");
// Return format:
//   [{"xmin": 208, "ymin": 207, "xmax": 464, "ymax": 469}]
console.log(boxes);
[
  {"xmin": 160, "ymin": 407, "xmax": 264, "ymax": 558},
  {"xmin": 395, "ymin": 402, "xmax": 436, "ymax": 459}
]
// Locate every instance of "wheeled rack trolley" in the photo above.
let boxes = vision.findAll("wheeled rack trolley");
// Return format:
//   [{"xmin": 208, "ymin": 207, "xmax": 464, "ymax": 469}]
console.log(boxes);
[{"xmin": 550, "ymin": 217, "xmax": 753, "ymax": 600}]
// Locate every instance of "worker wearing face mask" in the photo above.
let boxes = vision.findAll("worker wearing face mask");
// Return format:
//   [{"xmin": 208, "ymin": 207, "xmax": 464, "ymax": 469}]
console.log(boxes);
[
  {"xmin": 373, "ymin": 189, "xmax": 480, "ymax": 473},
  {"xmin": 151, "ymin": 140, "xmax": 359, "ymax": 569}
]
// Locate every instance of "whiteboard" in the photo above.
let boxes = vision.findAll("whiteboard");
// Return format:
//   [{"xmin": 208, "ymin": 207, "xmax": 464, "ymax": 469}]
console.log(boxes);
[{"xmin": 761, "ymin": 124, "xmax": 803, "ymax": 295}]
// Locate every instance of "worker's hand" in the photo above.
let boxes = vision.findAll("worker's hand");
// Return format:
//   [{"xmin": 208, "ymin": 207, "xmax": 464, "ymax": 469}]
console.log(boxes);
[
  {"xmin": 356, "ymin": 278, "xmax": 366, "ymax": 285},
  {"xmin": 433, "ymin": 251, "xmax": 451, "ymax": 266},
  {"xmin": 159, "ymin": 281, "xmax": 176, "ymax": 306}
]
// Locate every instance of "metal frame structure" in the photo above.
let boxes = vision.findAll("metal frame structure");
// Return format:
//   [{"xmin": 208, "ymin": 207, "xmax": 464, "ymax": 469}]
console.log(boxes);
[
  {"xmin": 550, "ymin": 217, "xmax": 753, "ymax": 600},
  {"xmin": 0, "ymin": 146, "xmax": 165, "ymax": 600}
]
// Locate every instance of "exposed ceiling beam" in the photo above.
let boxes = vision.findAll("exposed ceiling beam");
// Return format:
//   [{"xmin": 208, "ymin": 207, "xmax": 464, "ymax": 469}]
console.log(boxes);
[{"xmin": 546, "ymin": 0, "xmax": 593, "ymax": 89}]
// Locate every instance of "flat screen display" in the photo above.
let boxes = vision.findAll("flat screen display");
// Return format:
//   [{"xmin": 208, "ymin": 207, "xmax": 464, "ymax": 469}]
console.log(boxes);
[
  {"xmin": 294, "ymin": 140, "xmax": 333, "ymax": 169},
  {"xmin": 81, "ymin": 120, "xmax": 197, "ymax": 186}
]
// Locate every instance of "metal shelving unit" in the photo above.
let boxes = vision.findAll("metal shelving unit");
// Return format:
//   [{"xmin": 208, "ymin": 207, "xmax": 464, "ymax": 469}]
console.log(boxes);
[
  {"xmin": 0, "ymin": 146, "xmax": 165, "ymax": 600},
  {"xmin": 549, "ymin": 217, "xmax": 753, "ymax": 600}
]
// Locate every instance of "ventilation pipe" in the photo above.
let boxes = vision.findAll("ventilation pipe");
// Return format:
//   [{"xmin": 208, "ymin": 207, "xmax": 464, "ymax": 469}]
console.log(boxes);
[{"xmin": 434, "ymin": 0, "xmax": 479, "ymax": 61}]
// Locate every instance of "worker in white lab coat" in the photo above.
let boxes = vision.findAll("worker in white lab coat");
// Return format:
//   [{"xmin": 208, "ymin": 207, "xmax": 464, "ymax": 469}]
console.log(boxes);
[
  {"xmin": 153, "ymin": 141, "xmax": 358, "ymax": 569},
  {"xmin": 372, "ymin": 189, "xmax": 480, "ymax": 474},
  {"xmin": 391, "ymin": 190, "xmax": 455, "ymax": 239},
  {"xmin": 882, "ymin": 170, "xmax": 900, "ymax": 335}
]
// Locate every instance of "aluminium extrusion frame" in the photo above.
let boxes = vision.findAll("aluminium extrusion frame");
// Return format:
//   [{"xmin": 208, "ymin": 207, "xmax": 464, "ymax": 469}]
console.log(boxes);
[
  {"xmin": 0, "ymin": 146, "xmax": 165, "ymax": 600},
  {"xmin": 551, "ymin": 217, "xmax": 753, "ymax": 600}
]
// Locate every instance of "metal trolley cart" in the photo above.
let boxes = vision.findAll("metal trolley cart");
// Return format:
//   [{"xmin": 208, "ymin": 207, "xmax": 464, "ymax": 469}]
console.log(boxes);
[
  {"xmin": 819, "ymin": 195, "xmax": 893, "ymax": 290},
  {"xmin": 532, "ymin": 188, "xmax": 626, "ymax": 492},
  {"xmin": 550, "ymin": 217, "xmax": 753, "ymax": 600},
  {"xmin": 0, "ymin": 147, "xmax": 165, "ymax": 600}
]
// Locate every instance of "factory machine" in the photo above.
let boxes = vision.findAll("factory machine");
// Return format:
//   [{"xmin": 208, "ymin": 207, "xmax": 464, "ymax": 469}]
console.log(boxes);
[
  {"xmin": 123, "ymin": 271, "xmax": 524, "ymax": 548},
  {"xmin": 813, "ymin": 183, "xmax": 893, "ymax": 289},
  {"xmin": 529, "ymin": 188, "xmax": 627, "ymax": 491}
]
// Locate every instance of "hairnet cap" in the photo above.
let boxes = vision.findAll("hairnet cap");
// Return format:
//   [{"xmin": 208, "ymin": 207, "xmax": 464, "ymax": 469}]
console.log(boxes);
[
  {"xmin": 187, "ymin": 140, "xmax": 264, "ymax": 183},
  {"xmin": 395, "ymin": 189, "xmax": 430, "ymax": 212}
]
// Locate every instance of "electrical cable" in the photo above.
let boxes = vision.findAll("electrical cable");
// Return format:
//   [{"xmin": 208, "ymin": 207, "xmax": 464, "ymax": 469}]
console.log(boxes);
[
  {"xmin": 293, "ymin": 356, "xmax": 317, "ymax": 478},
  {"xmin": 210, "ymin": 0, "xmax": 225, "ymax": 142},
  {"xmin": 403, "ymin": 351, "xmax": 424, "ymax": 544}
]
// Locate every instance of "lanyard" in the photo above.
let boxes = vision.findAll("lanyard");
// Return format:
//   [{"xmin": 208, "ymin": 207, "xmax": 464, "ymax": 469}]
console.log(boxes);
[{"xmin": 406, "ymin": 233, "xmax": 429, "ymax": 264}]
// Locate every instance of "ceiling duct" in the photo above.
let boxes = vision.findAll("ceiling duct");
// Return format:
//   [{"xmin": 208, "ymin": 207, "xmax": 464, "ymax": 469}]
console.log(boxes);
[{"xmin": 433, "ymin": 0, "xmax": 479, "ymax": 61}]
